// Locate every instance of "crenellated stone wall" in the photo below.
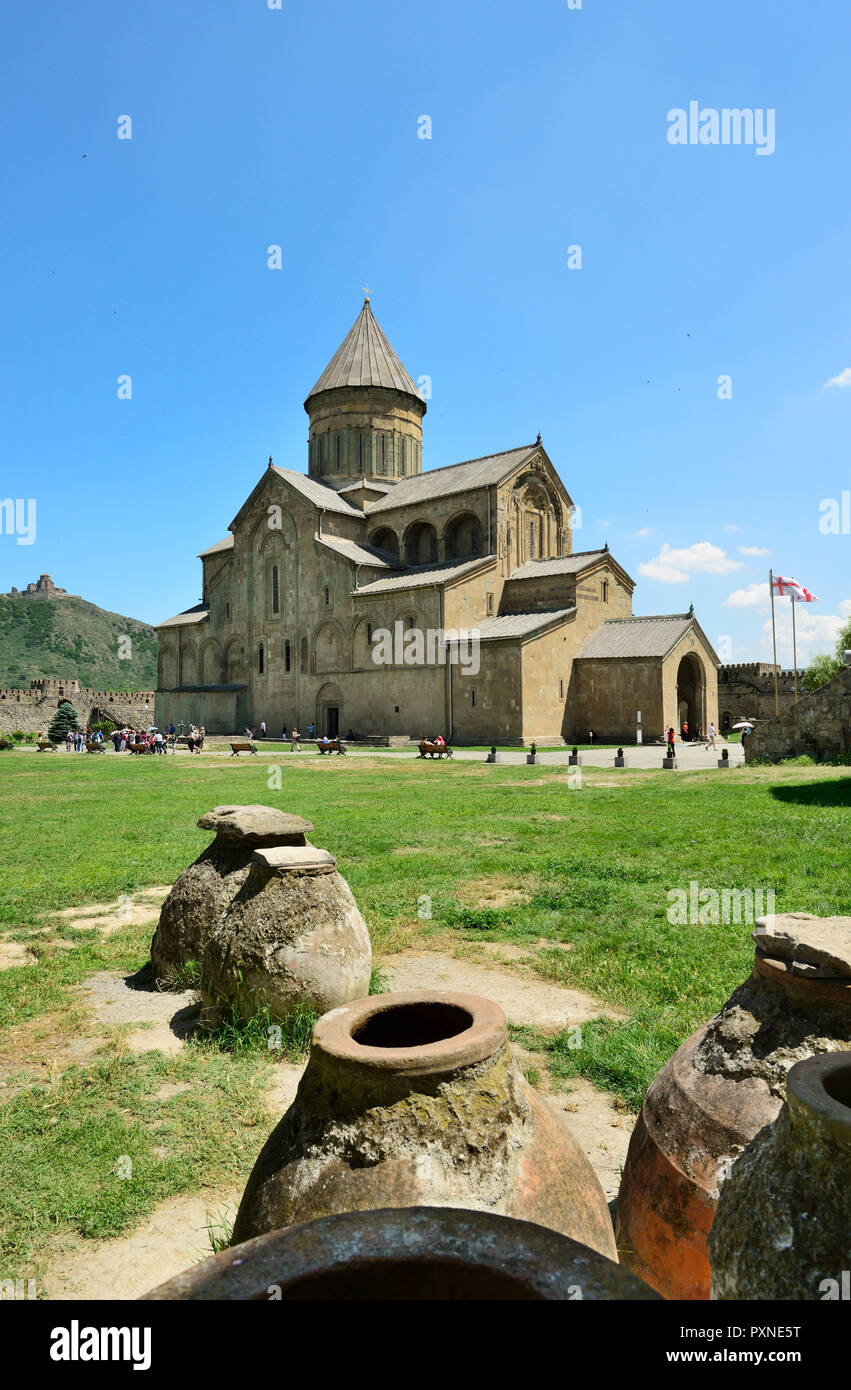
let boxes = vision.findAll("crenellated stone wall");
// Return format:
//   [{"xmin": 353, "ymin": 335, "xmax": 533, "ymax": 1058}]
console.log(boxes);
[{"xmin": 0, "ymin": 680, "xmax": 155, "ymax": 734}]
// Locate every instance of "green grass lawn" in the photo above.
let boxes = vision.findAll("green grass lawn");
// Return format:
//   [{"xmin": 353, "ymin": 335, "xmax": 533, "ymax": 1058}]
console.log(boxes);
[{"xmin": 1, "ymin": 747, "xmax": 849, "ymax": 1277}]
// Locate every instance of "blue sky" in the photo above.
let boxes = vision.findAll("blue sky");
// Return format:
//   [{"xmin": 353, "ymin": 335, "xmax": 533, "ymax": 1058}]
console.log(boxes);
[{"xmin": 1, "ymin": 0, "xmax": 849, "ymax": 665}]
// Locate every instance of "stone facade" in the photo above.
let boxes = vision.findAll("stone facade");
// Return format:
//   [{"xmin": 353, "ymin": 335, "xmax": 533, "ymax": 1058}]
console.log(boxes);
[
  {"xmin": 745, "ymin": 663, "xmax": 851, "ymax": 762},
  {"xmin": 0, "ymin": 678, "xmax": 155, "ymax": 735},
  {"xmin": 156, "ymin": 299, "xmax": 719, "ymax": 743}
]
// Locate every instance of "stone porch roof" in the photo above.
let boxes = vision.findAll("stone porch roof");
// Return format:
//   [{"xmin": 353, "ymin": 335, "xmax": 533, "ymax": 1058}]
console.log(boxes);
[
  {"xmin": 508, "ymin": 550, "xmax": 609, "ymax": 580},
  {"xmin": 156, "ymin": 603, "xmax": 210, "ymax": 630},
  {"xmin": 577, "ymin": 612, "xmax": 701, "ymax": 660},
  {"xmin": 198, "ymin": 535, "xmax": 235, "ymax": 559},
  {"xmin": 271, "ymin": 467, "xmax": 364, "ymax": 516},
  {"xmin": 316, "ymin": 535, "xmax": 400, "ymax": 569}
]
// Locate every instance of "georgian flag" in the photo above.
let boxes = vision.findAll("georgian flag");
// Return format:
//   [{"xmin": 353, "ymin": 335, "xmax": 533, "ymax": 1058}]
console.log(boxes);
[{"xmin": 771, "ymin": 575, "xmax": 819, "ymax": 602}]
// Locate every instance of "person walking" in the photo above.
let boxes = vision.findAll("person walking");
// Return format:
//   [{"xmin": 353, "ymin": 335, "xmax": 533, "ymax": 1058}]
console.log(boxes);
[
  {"xmin": 260, "ymin": 720, "xmax": 266, "ymax": 739},
  {"xmin": 307, "ymin": 722, "xmax": 315, "ymax": 739},
  {"xmin": 666, "ymin": 726, "xmax": 676, "ymax": 758},
  {"xmin": 707, "ymin": 721, "xmax": 717, "ymax": 751},
  {"xmin": 290, "ymin": 726, "xmax": 301, "ymax": 752}
]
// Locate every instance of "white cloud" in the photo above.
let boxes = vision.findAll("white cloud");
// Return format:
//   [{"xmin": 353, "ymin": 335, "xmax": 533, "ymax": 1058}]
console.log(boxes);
[
  {"xmin": 760, "ymin": 598, "xmax": 851, "ymax": 665},
  {"xmin": 723, "ymin": 523, "xmax": 741, "ymax": 532},
  {"xmin": 823, "ymin": 367, "xmax": 851, "ymax": 389},
  {"xmin": 724, "ymin": 581, "xmax": 770, "ymax": 608},
  {"xmin": 737, "ymin": 545, "xmax": 770, "ymax": 557},
  {"xmin": 631, "ymin": 526, "xmax": 652, "ymax": 538},
  {"xmin": 638, "ymin": 542, "xmax": 745, "ymax": 585}
]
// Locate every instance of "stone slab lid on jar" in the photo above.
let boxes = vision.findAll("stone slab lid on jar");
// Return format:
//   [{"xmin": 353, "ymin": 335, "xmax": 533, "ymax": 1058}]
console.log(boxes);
[
  {"xmin": 197, "ymin": 805, "xmax": 314, "ymax": 845},
  {"xmin": 753, "ymin": 913, "xmax": 851, "ymax": 980},
  {"xmin": 251, "ymin": 846, "xmax": 337, "ymax": 876}
]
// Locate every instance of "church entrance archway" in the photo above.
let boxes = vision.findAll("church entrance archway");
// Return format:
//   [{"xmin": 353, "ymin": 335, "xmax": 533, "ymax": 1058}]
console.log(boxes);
[
  {"xmin": 317, "ymin": 683, "xmax": 343, "ymax": 738},
  {"xmin": 676, "ymin": 652, "xmax": 705, "ymax": 738}
]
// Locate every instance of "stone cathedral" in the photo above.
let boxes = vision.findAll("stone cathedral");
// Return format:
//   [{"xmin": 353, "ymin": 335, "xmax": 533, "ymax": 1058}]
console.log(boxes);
[{"xmin": 156, "ymin": 298, "xmax": 719, "ymax": 742}]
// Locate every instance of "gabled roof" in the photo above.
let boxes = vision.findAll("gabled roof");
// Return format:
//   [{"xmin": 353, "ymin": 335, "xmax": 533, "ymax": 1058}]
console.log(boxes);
[
  {"xmin": 156, "ymin": 603, "xmax": 210, "ymax": 630},
  {"xmin": 316, "ymin": 535, "xmax": 400, "ymax": 569},
  {"xmin": 508, "ymin": 550, "xmax": 608, "ymax": 580},
  {"xmin": 476, "ymin": 608, "xmax": 576, "ymax": 641},
  {"xmin": 365, "ymin": 444, "xmax": 542, "ymax": 514},
  {"xmin": 576, "ymin": 613, "xmax": 713, "ymax": 660},
  {"xmin": 199, "ymin": 535, "xmax": 234, "ymax": 559},
  {"xmin": 305, "ymin": 299, "xmax": 424, "ymax": 404},
  {"xmin": 338, "ymin": 479, "xmax": 394, "ymax": 496},
  {"xmin": 270, "ymin": 467, "xmax": 363, "ymax": 516},
  {"xmin": 353, "ymin": 555, "xmax": 496, "ymax": 596}
]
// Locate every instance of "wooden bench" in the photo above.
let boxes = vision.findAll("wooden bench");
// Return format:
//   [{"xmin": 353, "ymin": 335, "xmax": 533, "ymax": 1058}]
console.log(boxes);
[
  {"xmin": 127, "ymin": 742, "xmax": 152, "ymax": 755},
  {"xmin": 85, "ymin": 741, "xmax": 106, "ymax": 754},
  {"xmin": 37, "ymin": 740, "xmax": 57, "ymax": 752},
  {"xmin": 418, "ymin": 740, "xmax": 453, "ymax": 759},
  {"xmin": 230, "ymin": 740, "xmax": 257, "ymax": 757},
  {"xmin": 316, "ymin": 738, "xmax": 346, "ymax": 755}
]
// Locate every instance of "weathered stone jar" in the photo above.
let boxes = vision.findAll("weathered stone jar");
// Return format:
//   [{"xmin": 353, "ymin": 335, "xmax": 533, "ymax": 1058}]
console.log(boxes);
[
  {"xmin": 200, "ymin": 845, "xmax": 372, "ymax": 1024},
  {"xmin": 709, "ymin": 1052, "xmax": 851, "ymax": 1300},
  {"xmin": 231, "ymin": 989, "xmax": 618, "ymax": 1261},
  {"xmin": 145, "ymin": 1207, "xmax": 659, "ymax": 1301},
  {"xmin": 616, "ymin": 913, "xmax": 851, "ymax": 1300},
  {"xmin": 151, "ymin": 805, "xmax": 313, "ymax": 982}
]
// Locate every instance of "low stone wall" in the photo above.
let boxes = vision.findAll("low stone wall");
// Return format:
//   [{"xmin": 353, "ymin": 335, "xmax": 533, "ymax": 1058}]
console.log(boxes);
[{"xmin": 745, "ymin": 666, "xmax": 851, "ymax": 762}]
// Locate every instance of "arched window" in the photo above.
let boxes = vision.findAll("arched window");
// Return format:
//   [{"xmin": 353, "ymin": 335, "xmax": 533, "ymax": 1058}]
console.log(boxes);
[
  {"xmin": 272, "ymin": 565, "xmax": 279, "ymax": 614},
  {"xmin": 258, "ymin": 643, "xmax": 264, "ymax": 674},
  {"xmin": 324, "ymin": 586, "xmax": 330, "ymax": 608},
  {"xmin": 285, "ymin": 639, "xmax": 291, "ymax": 672},
  {"xmin": 380, "ymin": 436, "xmax": 386, "ymax": 473},
  {"xmin": 529, "ymin": 521, "xmax": 535, "ymax": 559},
  {"xmin": 400, "ymin": 439, "xmax": 406, "ymax": 475},
  {"xmin": 336, "ymin": 436, "xmax": 341, "ymax": 472},
  {"xmin": 300, "ymin": 637, "xmax": 308, "ymax": 674},
  {"xmin": 225, "ymin": 601, "xmax": 230, "ymax": 620},
  {"xmin": 358, "ymin": 434, "xmax": 364, "ymax": 469},
  {"xmin": 367, "ymin": 622, "xmax": 373, "ymax": 643},
  {"xmin": 601, "ymin": 579, "xmax": 609, "ymax": 603}
]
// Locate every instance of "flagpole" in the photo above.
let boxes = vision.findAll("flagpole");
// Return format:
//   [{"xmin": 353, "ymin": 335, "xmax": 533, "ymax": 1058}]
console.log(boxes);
[
  {"xmin": 769, "ymin": 569, "xmax": 780, "ymax": 716},
  {"xmin": 791, "ymin": 595, "xmax": 799, "ymax": 703}
]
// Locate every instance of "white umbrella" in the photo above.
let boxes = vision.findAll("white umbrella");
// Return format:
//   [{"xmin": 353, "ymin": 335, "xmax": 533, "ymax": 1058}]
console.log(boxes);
[{"xmin": 732, "ymin": 721, "xmax": 753, "ymax": 730}]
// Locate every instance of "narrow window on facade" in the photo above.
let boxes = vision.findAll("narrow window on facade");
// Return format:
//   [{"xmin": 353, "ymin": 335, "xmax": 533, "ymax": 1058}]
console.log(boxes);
[
  {"xmin": 472, "ymin": 690, "xmax": 476, "ymax": 707},
  {"xmin": 400, "ymin": 438, "xmax": 405, "ymax": 475},
  {"xmin": 358, "ymin": 434, "xmax": 363, "ymax": 469},
  {"xmin": 602, "ymin": 579, "xmax": 609, "ymax": 603},
  {"xmin": 529, "ymin": 520, "xmax": 535, "ymax": 559},
  {"xmin": 320, "ymin": 436, "xmax": 326, "ymax": 468},
  {"xmin": 336, "ymin": 436, "xmax": 341, "ymax": 472},
  {"xmin": 324, "ymin": 587, "xmax": 330, "ymax": 608},
  {"xmin": 367, "ymin": 622, "xmax": 373, "ymax": 643},
  {"xmin": 300, "ymin": 637, "xmax": 308, "ymax": 674},
  {"xmin": 258, "ymin": 644, "xmax": 264, "ymax": 675},
  {"xmin": 559, "ymin": 678, "xmax": 564, "ymax": 699},
  {"xmin": 285, "ymin": 639, "xmax": 291, "ymax": 672},
  {"xmin": 272, "ymin": 565, "xmax": 279, "ymax": 614},
  {"xmin": 225, "ymin": 601, "xmax": 230, "ymax": 620},
  {"xmin": 486, "ymin": 592, "xmax": 494, "ymax": 614}
]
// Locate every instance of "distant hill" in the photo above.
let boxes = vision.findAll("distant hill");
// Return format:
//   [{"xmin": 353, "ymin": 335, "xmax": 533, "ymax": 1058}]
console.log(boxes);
[{"xmin": 0, "ymin": 590, "xmax": 157, "ymax": 690}]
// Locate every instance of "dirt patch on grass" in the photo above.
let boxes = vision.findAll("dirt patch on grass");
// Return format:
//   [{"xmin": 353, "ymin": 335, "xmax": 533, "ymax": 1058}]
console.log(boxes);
[
  {"xmin": 457, "ymin": 878, "xmax": 531, "ymax": 910},
  {"xmin": 0, "ymin": 942, "xmax": 37, "ymax": 969},
  {"xmin": 49, "ymin": 887, "xmax": 171, "ymax": 936}
]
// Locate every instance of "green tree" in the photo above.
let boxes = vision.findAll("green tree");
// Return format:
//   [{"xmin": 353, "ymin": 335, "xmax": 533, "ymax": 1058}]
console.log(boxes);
[
  {"xmin": 48, "ymin": 701, "xmax": 81, "ymax": 742},
  {"xmin": 803, "ymin": 615, "xmax": 851, "ymax": 692}
]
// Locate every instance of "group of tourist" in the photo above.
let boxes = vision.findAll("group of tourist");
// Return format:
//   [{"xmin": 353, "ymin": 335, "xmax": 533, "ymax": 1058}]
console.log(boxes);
[{"xmin": 57, "ymin": 728, "xmax": 102, "ymax": 752}]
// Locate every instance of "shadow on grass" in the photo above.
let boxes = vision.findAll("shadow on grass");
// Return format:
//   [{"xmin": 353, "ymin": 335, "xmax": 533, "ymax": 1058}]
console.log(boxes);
[{"xmin": 770, "ymin": 778, "xmax": 851, "ymax": 808}]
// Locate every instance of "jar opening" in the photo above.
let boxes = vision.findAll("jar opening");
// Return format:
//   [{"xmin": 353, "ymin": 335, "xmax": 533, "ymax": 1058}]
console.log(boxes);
[
  {"xmin": 276, "ymin": 1260, "xmax": 542, "ymax": 1300},
  {"xmin": 824, "ymin": 1062, "xmax": 851, "ymax": 1110},
  {"xmin": 352, "ymin": 1002, "xmax": 473, "ymax": 1049}
]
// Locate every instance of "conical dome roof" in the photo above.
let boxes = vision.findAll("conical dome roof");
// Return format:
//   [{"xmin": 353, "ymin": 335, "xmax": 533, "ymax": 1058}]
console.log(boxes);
[{"xmin": 305, "ymin": 299, "xmax": 424, "ymax": 406}]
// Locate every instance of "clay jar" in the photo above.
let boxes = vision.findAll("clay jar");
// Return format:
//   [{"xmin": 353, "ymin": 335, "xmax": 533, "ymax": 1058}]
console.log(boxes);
[
  {"xmin": 231, "ymin": 989, "xmax": 618, "ymax": 1261},
  {"xmin": 151, "ymin": 805, "xmax": 313, "ymax": 982},
  {"xmin": 709, "ymin": 1052, "xmax": 851, "ymax": 1300},
  {"xmin": 200, "ymin": 845, "xmax": 372, "ymax": 1025},
  {"xmin": 616, "ymin": 917, "xmax": 851, "ymax": 1300},
  {"xmin": 145, "ymin": 1207, "xmax": 659, "ymax": 1301}
]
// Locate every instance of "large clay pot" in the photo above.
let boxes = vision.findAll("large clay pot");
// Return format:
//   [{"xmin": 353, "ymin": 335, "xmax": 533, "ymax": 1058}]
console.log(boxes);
[
  {"xmin": 231, "ymin": 990, "xmax": 618, "ymax": 1260},
  {"xmin": 151, "ymin": 805, "xmax": 313, "ymax": 981},
  {"xmin": 709, "ymin": 1052, "xmax": 851, "ymax": 1300},
  {"xmin": 200, "ymin": 845, "xmax": 372, "ymax": 1025},
  {"xmin": 616, "ymin": 916, "xmax": 851, "ymax": 1300},
  {"xmin": 144, "ymin": 1207, "xmax": 660, "ymax": 1301}
]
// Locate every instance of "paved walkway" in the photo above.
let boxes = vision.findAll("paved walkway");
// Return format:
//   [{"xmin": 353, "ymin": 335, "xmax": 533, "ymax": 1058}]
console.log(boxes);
[{"xmin": 240, "ymin": 742, "xmax": 745, "ymax": 771}]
